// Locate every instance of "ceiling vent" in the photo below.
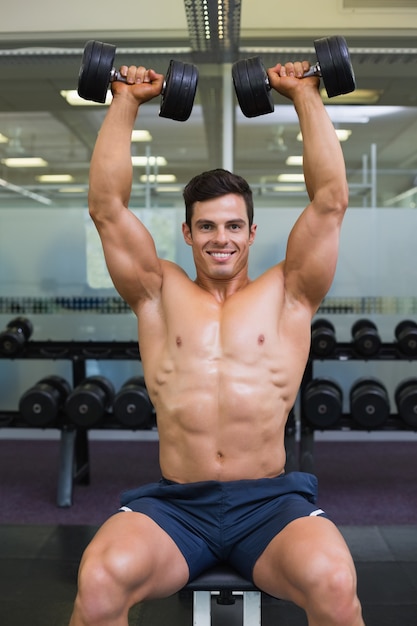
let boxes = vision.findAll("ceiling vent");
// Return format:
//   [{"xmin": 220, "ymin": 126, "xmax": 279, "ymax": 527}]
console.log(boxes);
[{"xmin": 184, "ymin": 0, "xmax": 241, "ymax": 61}]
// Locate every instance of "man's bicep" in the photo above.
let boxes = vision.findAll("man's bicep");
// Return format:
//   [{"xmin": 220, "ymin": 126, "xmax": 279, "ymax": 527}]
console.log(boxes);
[
  {"xmin": 284, "ymin": 205, "xmax": 341, "ymax": 308},
  {"xmin": 94, "ymin": 209, "xmax": 163, "ymax": 307}
]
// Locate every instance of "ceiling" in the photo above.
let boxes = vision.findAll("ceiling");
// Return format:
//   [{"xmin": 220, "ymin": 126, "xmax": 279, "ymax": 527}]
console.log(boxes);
[{"xmin": 1, "ymin": 0, "xmax": 417, "ymax": 209}]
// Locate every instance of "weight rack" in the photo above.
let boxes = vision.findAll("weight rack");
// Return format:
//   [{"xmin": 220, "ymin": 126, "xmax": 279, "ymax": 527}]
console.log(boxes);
[
  {"xmin": 0, "ymin": 340, "xmax": 141, "ymax": 507},
  {"xmin": 299, "ymin": 341, "xmax": 417, "ymax": 473}
]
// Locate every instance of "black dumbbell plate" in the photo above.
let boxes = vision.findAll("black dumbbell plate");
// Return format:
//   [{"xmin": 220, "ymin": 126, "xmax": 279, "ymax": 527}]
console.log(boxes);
[
  {"xmin": 314, "ymin": 36, "xmax": 356, "ymax": 98},
  {"xmin": 78, "ymin": 40, "xmax": 116, "ymax": 103},
  {"xmin": 160, "ymin": 60, "xmax": 199, "ymax": 122},
  {"xmin": 232, "ymin": 57, "xmax": 274, "ymax": 118}
]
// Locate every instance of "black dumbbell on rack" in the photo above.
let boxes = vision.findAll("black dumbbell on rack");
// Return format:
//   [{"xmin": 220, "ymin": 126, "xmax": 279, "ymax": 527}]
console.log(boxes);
[
  {"xmin": 351, "ymin": 319, "xmax": 381, "ymax": 357},
  {"xmin": 311, "ymin": 318, "xmax": 337, "ymax": 358},
  {"xmin": 232, "ymin": 35, "xmax": 356, "ymax": 118},
  {"xmin": 77, "ymin": 40, "xmax": 199, "ymax": 122},
  {"xmin": 394, "ymin": 320, "xmax": 417, "ymax": 357},
  {"xmin": 65, "ymin": 375, "xmax": 115, "ymax": 428},
  {"xmin": 19, "ymin": 375, "xmax": 72, "ymax": 427},
  {"xmin": 302, "ymin": 378, "xmax": 343, "ymax": 429},
  {"xmin": 0, "ymin": 316, "xmax": 33, "ymax": 356},
  {"xmin": 349, "ymin": 378, "xmax": 390, "ymax": 429},
  {"xmin": 113, "ymin": 376, "xmax": 154, "ymax": 429},
  {"xmin": 395, "ymin": 378, "xmax": 417, "ymax": 429}
]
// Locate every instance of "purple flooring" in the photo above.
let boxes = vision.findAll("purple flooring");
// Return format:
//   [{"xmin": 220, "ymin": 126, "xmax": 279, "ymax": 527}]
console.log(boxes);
[{"xmin": 0, "ymin": 438, "xmax": 416, "ymax": 525}]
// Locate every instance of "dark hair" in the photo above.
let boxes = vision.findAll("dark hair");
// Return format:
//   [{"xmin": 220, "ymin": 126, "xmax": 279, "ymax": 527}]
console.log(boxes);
[{"xmin": 183, "ymin": 168, "xmax": 254, "ymax": 230}]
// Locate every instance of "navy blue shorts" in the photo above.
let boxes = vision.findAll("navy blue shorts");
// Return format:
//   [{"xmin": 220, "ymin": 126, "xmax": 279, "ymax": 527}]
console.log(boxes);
[{"xmin": 119, "ymin": 471, "xmax": 327, "ymax": 582}]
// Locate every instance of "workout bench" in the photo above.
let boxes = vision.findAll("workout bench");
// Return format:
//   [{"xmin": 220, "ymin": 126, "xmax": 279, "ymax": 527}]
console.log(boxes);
[{"xmin": 183, "ymin": 563, "xmax": 261, "ymax": 625}]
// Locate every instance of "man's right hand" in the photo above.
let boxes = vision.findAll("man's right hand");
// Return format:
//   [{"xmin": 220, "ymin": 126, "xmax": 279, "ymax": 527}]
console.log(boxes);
[
  {"xmin": 267, "ymin": 61, "xmax": 320, "ymax": 102},
  {"xmin": 112, "ymin": 65, "xmax": 165, "ymax": 105}
]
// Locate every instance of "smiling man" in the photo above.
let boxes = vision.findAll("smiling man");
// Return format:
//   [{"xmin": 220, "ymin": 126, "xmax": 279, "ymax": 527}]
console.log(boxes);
[
  {"xmin": 69, "ymin": 60, "xmax": 364, "ymax": 626},
  {"xmin": 183, "ymin": 185, "xmax": 256, "ymax": 290}
]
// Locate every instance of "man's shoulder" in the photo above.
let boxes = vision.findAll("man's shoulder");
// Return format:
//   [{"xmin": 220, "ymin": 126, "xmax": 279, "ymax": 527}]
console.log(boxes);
[
  {"xmin": 161, "ymin": 258, "xmax": 189, "ymax": 276},
  {"xmin": 254, "ymin": 262, "xmax": 285, "ymax": 284},
  {"xmin": 160, "ymin": 259, "xmax": 196, "ymax": 288}
]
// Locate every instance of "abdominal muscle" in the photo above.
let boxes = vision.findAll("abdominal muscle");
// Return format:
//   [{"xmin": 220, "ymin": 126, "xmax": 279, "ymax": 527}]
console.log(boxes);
[{"xmin": 145, "ymin": 345, "xmax": 299, "ymax": 484}]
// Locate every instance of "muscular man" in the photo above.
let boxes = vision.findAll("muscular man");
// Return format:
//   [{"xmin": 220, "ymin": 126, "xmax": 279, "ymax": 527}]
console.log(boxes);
[{"xmin": 69, "ymin": 59, "xmax": 364, "ymax": 626}]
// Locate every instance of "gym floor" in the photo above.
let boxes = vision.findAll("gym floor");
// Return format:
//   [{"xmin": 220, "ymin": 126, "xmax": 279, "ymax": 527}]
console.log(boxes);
[{"xmin": 1, "ymin": 523, "xmax": 416, "ymax": 625}]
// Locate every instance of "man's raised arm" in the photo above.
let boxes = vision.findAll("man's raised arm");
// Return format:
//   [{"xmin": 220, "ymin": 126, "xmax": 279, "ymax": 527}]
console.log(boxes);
[
  {"xmin": 88, "ymin": 67, "xmax": 165, "ymax": 309},
  {"xmin": 268, "ymin": 61, "xmax": 349, "ymax": 312}
]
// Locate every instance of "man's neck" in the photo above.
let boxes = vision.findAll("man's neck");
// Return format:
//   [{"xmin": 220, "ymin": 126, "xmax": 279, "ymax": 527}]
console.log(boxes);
[{"xmin": 194, "ymin": 273, "xmax": 251, "ymax": 302}]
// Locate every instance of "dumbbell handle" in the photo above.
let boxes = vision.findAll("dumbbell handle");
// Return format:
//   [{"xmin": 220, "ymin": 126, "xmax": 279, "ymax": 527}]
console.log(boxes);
[
  {"xmin": 303, "ymin": 63, "xmax": 322, "ymax": 78},
  {"xmin": 265, "ymin": 62, "xmax": 321, "ymax": 89},
  {"xmin": 109, "ymin": 69, "xmax": 167, "ymax": 94}
]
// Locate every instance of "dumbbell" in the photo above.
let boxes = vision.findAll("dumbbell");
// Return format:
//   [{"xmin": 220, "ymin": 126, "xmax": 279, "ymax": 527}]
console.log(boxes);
[
  {"xmin": 350, "ymin": 378, "xmax": 390, "ymax": 429},
  {"xmin": 351, "ymin": 319, "xmax": 381, "ymax": 357},
  {"xmin": 311, "ymin": 318, "xmax": 336, "ymax": 357},
  {"xmin": 232, "ymin": 35, "xmax": 356, "ymax": 118},
  {"xmin": 19, "ymin": 375, "xmax": 71, "ymax": 427},
  {"xmin": 113, "ymin": 376, "xmax": 154, "ymax": 429},
  {"xmin": 302, "ymin": 378, "xmax": 343, "ymax": 428},
  {"xmin": 77, "ymin": 40, "xmax": 199, "ymax": 121},
  {"xmin": 65, "ymin": 375, "xmax": 115, "ymax": 428},
  {"xmin": 0, "ymin": 316, "xmax": 33, "ymax": 356},
  {"xmin": 394, "ymin": 320, "xmax": 417, "ymax": 357},
  {"xmin": 395, "ymin": 378, "xmax": 417, "ymax": 429}
]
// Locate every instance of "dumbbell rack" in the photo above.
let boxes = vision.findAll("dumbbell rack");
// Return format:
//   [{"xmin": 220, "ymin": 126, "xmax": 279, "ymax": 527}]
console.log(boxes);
[
  {"xmin": 299, "ymin": 341, "xmax": 417, "ymax": 473},
  {"xmin": 0, "ymin": 339, "xmax": 140, "ymax": 507},
  {"xmin": 2, "ymin": 338, "xmax": 415, "ymax": 505}
]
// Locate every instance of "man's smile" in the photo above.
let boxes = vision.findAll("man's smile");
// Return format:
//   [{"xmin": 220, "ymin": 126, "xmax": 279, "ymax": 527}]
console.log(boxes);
[{"xmin": 207, "ymin": 251, "xmax": 235, "ymax": 259}]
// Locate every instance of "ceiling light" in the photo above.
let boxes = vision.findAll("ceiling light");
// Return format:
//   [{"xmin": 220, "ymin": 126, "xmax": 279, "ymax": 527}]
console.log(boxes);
[
  {"xmin": 0, "ymin": 133, "xmax": 8, "ymax": 143},
  {"xmin": 36, "ymin": 174, "xmax": 74, "ymax": 183},
  {"xmin": 58, "ymin": 186, "xmax": 87, "ymax": 194},
  {"xmin": 286, "ymin": 156, "xmax": 303, "ymax": 166},
  {"xmin": 132, "ymin": 130, "xmax": 152, "ymax": 142},
  {"xmin": 297, "ymin": 129, "xmax": 352, "ymax": 142},
  {"xmin": 277, "ymin": 174, "xmax": 305, "ymax": 183},
  {"xmin": 139, "ymin": 174, "xmax": 177, "ymax": 183},
  {"xmin": 132, "ymin": 156, "xmax": 167, "ymax": 166},
  {"xmin": 335, "ymin": 129, "xmax": 352, "ymax": 141},
  {"xmin": 272, "ymin": 184, "xmax": 307, "ymax": 192},
  {"xmin": 1, "ymin": 157, "xmax": 48, "ymax": 167},
  {"xmin": 321, "ymin": 89, "xmax": 382, "ymax": 105},
  {"xmin": 156, "ymin": 185, "xmax": 182, "ymax": 193},
  {"xmin": 61, "ymin": 89, "xmax": 112, "ymax": 106}
]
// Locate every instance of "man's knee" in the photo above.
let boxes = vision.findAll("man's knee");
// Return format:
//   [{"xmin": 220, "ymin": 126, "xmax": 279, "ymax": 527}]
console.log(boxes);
[
  {"xmin": 73, "ymin": 543, "xmax": 145, "ymax": 624},
  {"xmin": 307, "ymin": 556, "xmax": 363, "ymax": 624}
]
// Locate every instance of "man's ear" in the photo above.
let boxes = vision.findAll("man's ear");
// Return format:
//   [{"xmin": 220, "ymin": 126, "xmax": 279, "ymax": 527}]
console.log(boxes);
[
  {"xmin": 182, "ymin": 222, "xmax": 193, "ymax": 246},
  {"xmin": 249, "ymin": 223, "xmax": 257, "ymax": 245}
]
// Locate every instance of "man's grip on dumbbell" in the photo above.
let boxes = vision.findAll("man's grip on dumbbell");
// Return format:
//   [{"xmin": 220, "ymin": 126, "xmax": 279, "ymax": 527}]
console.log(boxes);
[
  {"xmin": 232, "ymin": 35, "xmax": 356, "ymax": 118},
  {"xmin": 77, "ymin": 40, "xmax": 199, "ymax": 122}
]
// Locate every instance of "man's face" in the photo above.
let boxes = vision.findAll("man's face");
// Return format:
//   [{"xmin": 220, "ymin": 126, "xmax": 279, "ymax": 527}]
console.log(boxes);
[{"xmin": 182, "ymin": 193, "xmax": 257, "ymax": 280}]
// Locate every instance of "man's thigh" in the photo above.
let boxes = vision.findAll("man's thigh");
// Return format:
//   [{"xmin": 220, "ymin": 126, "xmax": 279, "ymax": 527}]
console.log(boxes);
[
  {"xmin": 252, "ymin": 515, "xmax": 355, "ymax": 603},
  {"xmin": 81, "ymin": 511, "xmax": 190, "ymax": 599}
]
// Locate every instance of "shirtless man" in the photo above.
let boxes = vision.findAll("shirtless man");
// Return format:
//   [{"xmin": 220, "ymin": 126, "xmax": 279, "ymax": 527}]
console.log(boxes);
[{"xmin": 69, "ymin": 59, "xmax": 364, "ymax": 626}]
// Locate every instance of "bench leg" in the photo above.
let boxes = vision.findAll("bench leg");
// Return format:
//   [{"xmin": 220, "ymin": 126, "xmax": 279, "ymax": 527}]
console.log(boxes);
[
  {"xmin": 193, "ymin": 590, "xmax": 211, "ymax": 626},
  {"xmin": 192, "ymin": 590, "xmax": 261, "ymax": 625},
  {"xmin": 243, "ymin": 590, "xmax": 261, "ymax": 625}
]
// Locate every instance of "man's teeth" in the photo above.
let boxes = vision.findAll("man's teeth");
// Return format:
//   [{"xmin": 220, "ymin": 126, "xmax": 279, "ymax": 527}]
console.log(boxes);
[{"xmin": 211, "ymin": 252, "xmax": 231, "ymax": 258}]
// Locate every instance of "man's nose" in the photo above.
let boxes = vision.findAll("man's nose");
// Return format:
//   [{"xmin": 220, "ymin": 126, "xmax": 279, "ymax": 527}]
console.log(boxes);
[{"xmin": 213, "ymin": 226, "xmax": 228, "ymax": 243}]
